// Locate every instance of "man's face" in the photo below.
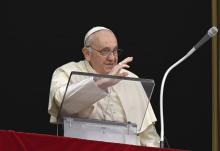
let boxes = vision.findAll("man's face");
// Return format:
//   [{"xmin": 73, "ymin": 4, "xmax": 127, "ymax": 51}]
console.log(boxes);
[{"xmin": 85, "ymin": 30, "xmax": 118, "ymax": 74}]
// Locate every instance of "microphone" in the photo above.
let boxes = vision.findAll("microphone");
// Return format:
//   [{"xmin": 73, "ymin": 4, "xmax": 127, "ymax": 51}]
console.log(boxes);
[
  {"xmin": 159, "ymin": 26, "xmax": 218, "ymax": 148},
  {"xmin": 194, "ymin": 27, "xmax": 218, "ymax": 50}
]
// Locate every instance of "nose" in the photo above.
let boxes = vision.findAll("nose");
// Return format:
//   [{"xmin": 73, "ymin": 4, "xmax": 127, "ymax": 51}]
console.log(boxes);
[{"xmin": 106, "ymin": 51, "xmax": 116, "ymax": 60}]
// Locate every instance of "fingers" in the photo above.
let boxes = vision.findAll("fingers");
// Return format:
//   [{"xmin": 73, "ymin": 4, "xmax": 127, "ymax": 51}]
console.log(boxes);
[
  {"xmin": 119, "ymin": 72, "xmax": 129, "ymax": 77},
  {"xmin": 110, "ymin": 57, "xmax": 133, "ymax": 76},
  {"xmin": 119, "ymin": 57, "xmax": 133, "ymax": 66},
  {"xmin": 117, "ymin": 56, "xmax": 133, "ymax": 69},
  {"xmin": 119, "ymin": 64, "xmax": 130, "ymax": 68}
]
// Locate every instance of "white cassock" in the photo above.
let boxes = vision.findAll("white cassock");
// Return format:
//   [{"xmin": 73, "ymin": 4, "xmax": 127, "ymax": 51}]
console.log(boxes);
[{"xmin": 48, "ymin": 60, "xmax": 160, "ymax": 147}]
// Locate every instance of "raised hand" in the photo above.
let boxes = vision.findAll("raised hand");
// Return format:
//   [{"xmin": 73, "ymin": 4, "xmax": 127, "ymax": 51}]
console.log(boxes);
[{"xmin": 95, "ymin": 57, "xmax": 133, "ymax": 90}]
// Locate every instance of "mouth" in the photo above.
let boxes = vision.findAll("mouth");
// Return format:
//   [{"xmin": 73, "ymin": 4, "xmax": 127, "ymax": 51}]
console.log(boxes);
[
  {"xmin": 104, "ymin": 63, "xmax": 114, "ymax": 66},
  {"xmin": 104, "ymin": 63, "xmax": 115, "ymax": 69}
]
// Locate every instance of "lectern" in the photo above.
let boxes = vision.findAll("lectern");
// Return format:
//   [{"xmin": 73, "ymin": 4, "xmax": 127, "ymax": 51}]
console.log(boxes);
[{"xmin": 57, "ymin": 71, "xmax": 155, "ymax": 145}]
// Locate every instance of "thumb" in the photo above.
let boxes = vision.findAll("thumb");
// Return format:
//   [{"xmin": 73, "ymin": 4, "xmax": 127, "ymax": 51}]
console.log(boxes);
[{"xmin": 118, "ymin": 72, "xmax": 128, "ymax": 77}]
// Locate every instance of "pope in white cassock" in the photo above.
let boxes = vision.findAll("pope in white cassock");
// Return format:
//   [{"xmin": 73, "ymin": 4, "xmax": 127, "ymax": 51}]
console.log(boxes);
[{"xmin": 48, "ymin": 26, "xmax": 160, "ymax": 147}]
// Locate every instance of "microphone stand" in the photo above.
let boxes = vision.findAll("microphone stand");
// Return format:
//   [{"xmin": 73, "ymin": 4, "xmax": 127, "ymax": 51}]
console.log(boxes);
[
  {"xmin": 159, "ymin": 26, "xmax": 218, "ymax": 148},
  {"xmin": 159, "ymin": 47, "xmax": 196, "ymax": 148}
]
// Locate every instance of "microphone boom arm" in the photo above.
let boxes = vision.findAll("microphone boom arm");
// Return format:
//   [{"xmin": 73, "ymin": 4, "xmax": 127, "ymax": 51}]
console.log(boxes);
[
  {"xmin": 159, "ymin": 26, "xmax": 218, "ymax": 148},
  {"xmin": 159, "ymin": 47, "xmax": 196, "ymax": 148}
]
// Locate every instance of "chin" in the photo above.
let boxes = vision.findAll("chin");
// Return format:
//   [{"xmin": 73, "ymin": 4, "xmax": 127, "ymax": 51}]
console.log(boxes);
[
  {"xmin": 104, "ymin": 67, "xmax": 113, "ymax": 73},
  {"xmin": 103, "ymin": 70, "xmax": 111, "ymax": 74}
]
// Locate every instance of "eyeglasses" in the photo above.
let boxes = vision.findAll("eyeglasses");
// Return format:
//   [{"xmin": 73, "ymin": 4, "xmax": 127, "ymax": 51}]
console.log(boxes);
[{"xmin": 89, "ymin": 46, "xmax": 123, "ymax": 56}]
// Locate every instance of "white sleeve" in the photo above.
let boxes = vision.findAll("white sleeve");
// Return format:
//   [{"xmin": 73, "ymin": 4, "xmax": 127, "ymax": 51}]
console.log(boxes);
[
  {"xmin": 139, "ymin": 123, "xmax": 160, "ymax": 147},
  {"xmin": 60, "ymin": 77, "xmax": 108, "ymax": 115}
]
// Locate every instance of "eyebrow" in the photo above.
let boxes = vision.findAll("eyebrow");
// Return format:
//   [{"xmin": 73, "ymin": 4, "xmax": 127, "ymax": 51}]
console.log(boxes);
[{"xmin": 101, "ymin": 46, "xmax": 118, "ymax": 50}]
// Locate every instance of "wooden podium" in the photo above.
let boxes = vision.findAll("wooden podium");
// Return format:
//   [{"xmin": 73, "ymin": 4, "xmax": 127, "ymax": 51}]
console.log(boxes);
[{"xmin": 0, "ymin": 130, "xmax": 189, "ymax": 151}]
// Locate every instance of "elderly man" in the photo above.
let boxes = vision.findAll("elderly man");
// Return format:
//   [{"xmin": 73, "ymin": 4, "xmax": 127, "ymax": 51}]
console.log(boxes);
[{"xmin": 48, "ymin": 26, "xmax": 160, "ymax": 147}]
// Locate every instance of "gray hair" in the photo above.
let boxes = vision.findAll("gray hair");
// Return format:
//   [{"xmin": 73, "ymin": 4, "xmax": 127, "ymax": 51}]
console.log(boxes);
[{"xmin": 84, "ymin": 34, "xmax": 94, "ymax": 47}]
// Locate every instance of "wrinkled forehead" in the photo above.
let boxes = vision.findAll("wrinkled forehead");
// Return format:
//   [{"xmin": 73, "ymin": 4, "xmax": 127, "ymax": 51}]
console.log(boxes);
[{"xmin": 93, "ymin": 30, "xmax": 117, "ymax": 46}]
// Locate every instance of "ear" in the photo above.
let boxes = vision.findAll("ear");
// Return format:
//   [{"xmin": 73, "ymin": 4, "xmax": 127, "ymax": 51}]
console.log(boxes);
[{"xmin": 82, "ymin": 47, "xmax": 91, "ymax": 61}]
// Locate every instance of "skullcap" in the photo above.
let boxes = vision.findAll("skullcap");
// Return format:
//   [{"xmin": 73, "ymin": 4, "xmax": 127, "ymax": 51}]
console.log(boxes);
[{"xmin": 84, "ymin": 26, "xmax": 111, "ymax": 46}]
